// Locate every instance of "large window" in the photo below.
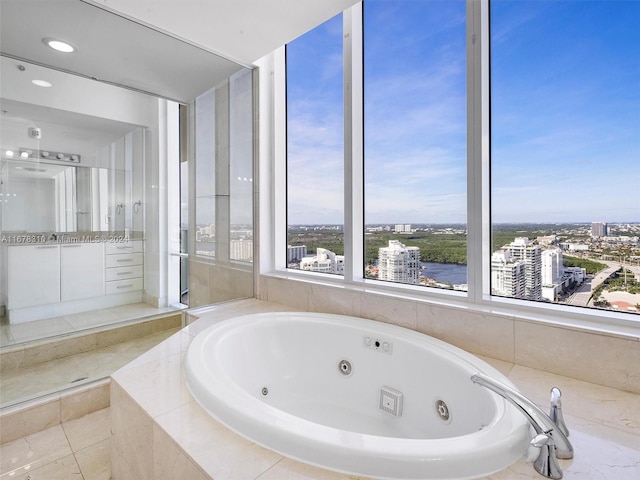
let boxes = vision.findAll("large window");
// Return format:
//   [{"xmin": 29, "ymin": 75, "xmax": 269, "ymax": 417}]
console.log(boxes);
[
  {"xmin": 490, "ymin": 0, "xmax": 640, "ymax": 314},
  {"xmin": 364, "ymin": 0, "xmax": 467, "ymax": 291},
  {"xmin": 282, "ymin": 0, "xmax": 640, "ymax": 322},
  {"xmin": 286, "ymin": 13, "xmax": 345, "ymax": 275}
]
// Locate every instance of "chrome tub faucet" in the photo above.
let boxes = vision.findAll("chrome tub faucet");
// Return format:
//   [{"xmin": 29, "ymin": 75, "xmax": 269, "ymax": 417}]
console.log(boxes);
[{"xmin": 471, "ymin": 372, "xmax": 573, "ymax": 479}]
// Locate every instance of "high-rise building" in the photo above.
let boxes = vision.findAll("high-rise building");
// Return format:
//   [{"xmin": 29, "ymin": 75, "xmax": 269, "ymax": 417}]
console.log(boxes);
[
  {"xmin": 394, "ymin": 224, "xmax": 412, "ymax": 233},
  {"xmin": 287, "ymin": 245, "xmax": 308, "ymax": 263},
  {"xmin": 230, "ymin": 238, "xmax": 253, "ymax": 261},
  {"xmin": 500, "ymin": 237, "xmax": 542, "ymax": 301},
  {"xmin": 591, "ymin": 222, "xmax": 608, "ymax": 237},
  {"xmin": 491, "ymin": 249, "xmax": 526, "ymax": 298},
  {"xmin": 378, "ymin": 240, "xmax": 420, "ymax": 285},
  {"xmin": 541, "ymin": 248, "xmax": 564, "ymax": 286},
  {"xmin": 540, "ymin": 247, "xmax": 564, "ymax": 302},
  {"xmin": 300, "ymin": 248, "xmax": 344, "ymax": 274}
]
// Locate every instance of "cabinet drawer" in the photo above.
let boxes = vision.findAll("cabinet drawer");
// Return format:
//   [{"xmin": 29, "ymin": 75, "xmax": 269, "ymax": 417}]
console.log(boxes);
[
  {"xmin": 105, "ymin": 265, "xmax": 143, "ymax": 282},
  {"xmin": 105, "ymin": 240, "xmax": 143, "ymax": 255},
  {"xmin": 105, "ymin": 277, "xmax": 143, "ymax": 295},
  {"xmin": 105, "ymin": 253, "xmax": 143, "ymax": 268}
]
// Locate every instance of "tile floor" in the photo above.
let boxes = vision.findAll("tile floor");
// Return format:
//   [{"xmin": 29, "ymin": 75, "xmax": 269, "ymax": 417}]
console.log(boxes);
[
  {"xmin": 1, "ymin": 327, "xmax": 180, "ymax": 407},
  {"xmin": 0, "ymin": 407, "xmax": 111, "ymax": 480},
  {"xmin": 1, "ymin": 303, "xmax": 180, "ymax": 348}
]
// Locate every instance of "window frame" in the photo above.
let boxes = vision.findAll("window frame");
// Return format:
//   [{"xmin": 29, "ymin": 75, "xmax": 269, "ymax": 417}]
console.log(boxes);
[{"xmin": 265, "ymin": 0, "xmax": 640, "ymax": 336}]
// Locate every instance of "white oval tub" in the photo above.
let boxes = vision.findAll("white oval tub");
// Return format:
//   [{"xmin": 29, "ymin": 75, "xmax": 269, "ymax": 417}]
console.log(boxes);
[{"xmin": 184, "ymin": 312, "xmax": 531, "ymax": 480}]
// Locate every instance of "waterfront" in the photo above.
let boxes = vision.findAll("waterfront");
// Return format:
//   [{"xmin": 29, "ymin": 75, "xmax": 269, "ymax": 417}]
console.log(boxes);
[{"xmin": 421, "ymin": 262, "xmax": 467, "ymax": 285}]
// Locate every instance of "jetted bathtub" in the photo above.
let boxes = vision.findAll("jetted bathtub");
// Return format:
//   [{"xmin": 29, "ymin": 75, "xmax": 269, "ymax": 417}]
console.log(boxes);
[{"xmin": 184, "ymin": 312, "xmax": 531, "ymax": 480}]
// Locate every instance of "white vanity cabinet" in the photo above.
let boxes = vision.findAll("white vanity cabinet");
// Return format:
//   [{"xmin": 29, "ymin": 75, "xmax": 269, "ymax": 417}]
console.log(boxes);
[
  {"xmin": 6, "ymin": 239, "xmax": 144, "ymax": 323},
  {"xmin": 7, "ymin": 245, "xmax": 61, "ymax": 309},
  {"xmin": 105, "ymin": 241, "xmax": 143, "ymax": 295},
  {"xmin": 61, "ymin": 243, "xmax": 105, "ymax": 301}
]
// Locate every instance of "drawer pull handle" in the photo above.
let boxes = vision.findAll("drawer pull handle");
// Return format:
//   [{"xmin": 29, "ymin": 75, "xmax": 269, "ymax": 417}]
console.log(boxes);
[
  {"xmin": 116, "ymin": 271, "xmax": 133, "ymax": 276},
  {"xmin": 62, "ymin": 244, "xmax": 82, "ymax": 248},
  {"xmin": 117, "ymin": 284, "xmax": 134, "ymax": 289},
  {"xmin": 37, "ymin": 245, "xmax": 58, "ymax": 249},
  {"xmin": 117, "ymin": 246, "xmax": 133, "ymax": 249},
  {"xmin": 117, "ymin": 258, "xmax": 134, "ymax": 263}
]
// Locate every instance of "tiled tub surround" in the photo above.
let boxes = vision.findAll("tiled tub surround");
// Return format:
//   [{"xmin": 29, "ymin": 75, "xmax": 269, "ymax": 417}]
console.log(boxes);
[
  {"xmin": 111, "ymin": 299, "xmax": 640, "ymax": 480},
  {"xmin": 260, "ymin": 276, "xmax": 640, "ymax": 395}
]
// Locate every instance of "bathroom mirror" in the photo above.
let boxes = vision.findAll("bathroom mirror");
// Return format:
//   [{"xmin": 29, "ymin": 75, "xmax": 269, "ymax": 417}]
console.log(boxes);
[{"xmin": 0, "ymin": 160, "xmax": 115, "ymax": 233}]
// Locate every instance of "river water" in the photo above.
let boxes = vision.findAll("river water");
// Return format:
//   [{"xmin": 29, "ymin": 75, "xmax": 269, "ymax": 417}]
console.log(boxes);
[{"xmin": 421, "ymin": 262, "xmax": 467, "ymax": 285}]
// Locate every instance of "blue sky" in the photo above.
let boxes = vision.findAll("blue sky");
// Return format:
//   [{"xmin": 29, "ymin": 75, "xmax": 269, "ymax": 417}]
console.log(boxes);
[{"xmin": 287, "ymin": 0, "xmax": 639, "ymax": 225}]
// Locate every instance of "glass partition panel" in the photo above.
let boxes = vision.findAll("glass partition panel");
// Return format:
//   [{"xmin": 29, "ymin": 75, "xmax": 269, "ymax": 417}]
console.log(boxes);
[{"xmin": 189, "ymin": 69, "xmax": 255, "ymax": 307}]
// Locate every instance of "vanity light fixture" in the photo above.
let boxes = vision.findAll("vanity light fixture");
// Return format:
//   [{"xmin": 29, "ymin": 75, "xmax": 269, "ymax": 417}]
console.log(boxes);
[
  {"xmin": 43, "ymin": 38, "xmax": 76, "ymax": 53},
  {"xmin": 32, "ymin": 79, "xmax": 52, "ymax": 87},
  {"xmin": 19, "ymin": 148, "xmax": 81, "ymax": 164}
]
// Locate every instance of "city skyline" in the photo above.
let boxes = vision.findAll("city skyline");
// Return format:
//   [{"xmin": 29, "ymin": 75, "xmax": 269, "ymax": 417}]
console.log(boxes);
[{"xmin": 286, "ymin": 0, "xmax": 640, "ymax": 226}]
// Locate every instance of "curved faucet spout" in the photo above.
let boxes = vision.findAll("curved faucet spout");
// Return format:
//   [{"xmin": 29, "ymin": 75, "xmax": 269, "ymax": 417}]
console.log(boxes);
[{"xmin": 471, "ymin": 372, "xmax": 573, "ymax": 460}]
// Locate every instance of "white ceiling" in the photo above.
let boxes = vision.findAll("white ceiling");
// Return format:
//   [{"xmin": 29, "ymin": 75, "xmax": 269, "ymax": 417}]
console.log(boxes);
[
  {"xmin": 0, "ymin": 0, "xmax": 357, "ymax": 156},
  {"xmin": 88, "ymin": 0, "xmax": 360, "ymax": 65},
  {"xmin": 0, "ymin": 0, "xmax": 358, "ymax": 103}
]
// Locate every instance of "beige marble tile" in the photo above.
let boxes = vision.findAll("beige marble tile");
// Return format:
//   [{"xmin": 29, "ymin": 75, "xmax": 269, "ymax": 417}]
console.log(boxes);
[
  {"xmin": 417, "ymin": 303, "xmax": 516, "ymax": 363},
  {"xmin": 155, "ymin": 400, "xmax": 282, "ymax": 480},
  {"xmin": 152, "ymin": 423, "xmax": 210, "ymax": 480},
  {"xmin": 508, "ymin": 364, "xmax": 640, "ymax": 435},
  {"xmin": 75, "ymin": 438, "xmax": 111, "ymax": 480},
  {"xmin": 60, "ymin": 381, "xmax": 110, "ymax": 422},
  {"xmin": 8, "ymin": 317, "xmax": 75, "ymax": 344},
  {"xmin": 484, "ymin": 413, "xmax": 640, "ymax": 479},
  {"xmin": 111, "ymin": 351, "xmax": 192, "ymax": 418},
  {"xmin": 477, "ymin": 354, "xmax": 515, "ymax": 377},
  {"xmin": 0, "ymin": 398, "xmax": 60, "ymax": 445},
  {"xmin": 0, "ymin": 425, "xmax": 71, "ymax": 476},
  {"xmin": 182, "ymin": 299, "xmax": 300, "ymax": 338},
  {"xmin": 148, "ymin": 312, "xmax": 183, "ymax": 333},
  {"xmin": 118, "ymin": 330, "xmax": 192, "ymax": 372},
  {"xmin": 514, "ymin": 320, "xmax": 640, "ymax": 394},
  {"xmin": 63, "ymin": 308, "xmax": 121, "ymax": 330},
  {"xmin": 231, "ymin": 267, "xmax": 255, "ymax": 298},
  {"xmin": 308, "ymin": 283, "xmax": 363, "ymax": 318},
  {"xmin": 5, "ymin": 453, "xmax": 82, "ymax": 480},
  {"xmin": 110, "ymin": 381, "xmax": 154, "ymax": 480},
  {"xmin": 266, "ymin": 276, "xmax": 310, "ymax": 310},
  {"xmin": 189, "ymin": 260, "xmax": 213, "ymax": 307},
  {"xmin": 0, "ymin": 324, "xmax": 15, "ymax": 347},
  {"xmin": 62, "ymin": 407, "xmax": 110, "ymax": 452},
  {"xmin": 155, "ymin": 400, "xmax": 252, "ymax": 457},
  {"xmin": 0, "ymin": 345, "xmax": 25, "ymax": 373},
  {"xmin": 255, "ymin": 457, "xmax": 367, "ymax": 479},
  {"xmin": 22, "ymin": 333, "xmax": 98, "ymax": 368},
  {"xmin": 360, "ymin": 292, "xmax": 417, "ymax": 329}
]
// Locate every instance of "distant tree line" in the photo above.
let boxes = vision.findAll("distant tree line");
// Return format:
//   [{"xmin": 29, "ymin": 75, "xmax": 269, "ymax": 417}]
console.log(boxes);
[
  {"xmin": 288, "ymin": 225, "xmax": 605, "ymax": 268},
  {"xmin": 563, "ymin": 256, "xmax": 606, "ymax": 275}
]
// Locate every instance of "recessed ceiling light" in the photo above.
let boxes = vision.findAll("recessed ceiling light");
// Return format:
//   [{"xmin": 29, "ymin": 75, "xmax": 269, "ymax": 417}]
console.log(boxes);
[
  {"xmin": 32, "ymin": 79, "xmax": 52, "ymax": 87},
  {"xmin": 43, "ymin": 38, "xmax": 76, "ymax": 53}
]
